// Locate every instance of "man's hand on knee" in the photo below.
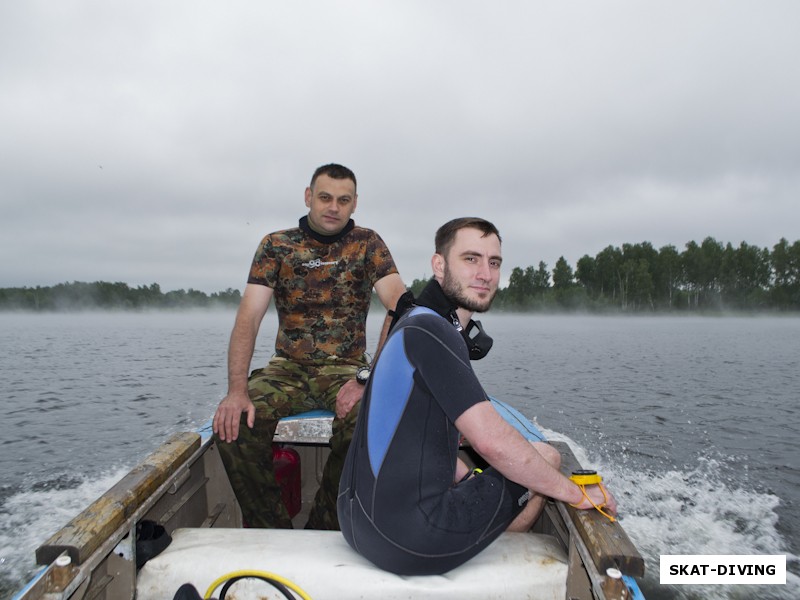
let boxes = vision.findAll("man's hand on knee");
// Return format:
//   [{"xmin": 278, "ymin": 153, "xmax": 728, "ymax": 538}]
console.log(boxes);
[
  {"xmin": 213, "ymin": 390, "xmax": 256, "ymax": 442},
  {"xmin": 335, "ymin": 379, "xmax": 363, "ymax": 418}
]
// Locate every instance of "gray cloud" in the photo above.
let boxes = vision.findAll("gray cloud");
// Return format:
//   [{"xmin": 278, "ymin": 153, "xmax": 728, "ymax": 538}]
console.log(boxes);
[{"xmin": 2, "ymin": 1, "xmax": 798, "ymax": 292}]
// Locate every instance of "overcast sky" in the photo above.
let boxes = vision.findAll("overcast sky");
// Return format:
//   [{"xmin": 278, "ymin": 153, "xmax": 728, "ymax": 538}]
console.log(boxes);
[{"xmin": 2, "ymin": 1, "xmax": 798, "ymax": 293}]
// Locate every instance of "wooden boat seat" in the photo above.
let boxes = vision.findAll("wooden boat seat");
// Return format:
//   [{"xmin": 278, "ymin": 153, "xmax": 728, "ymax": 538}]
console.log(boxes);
[
  {"xmin": 274, "ymin": 409, "xmax": 334, "ymax": 444},
  {"xmin": 136, "ymin": 528, "xmax": 568, "ymax": 600}
]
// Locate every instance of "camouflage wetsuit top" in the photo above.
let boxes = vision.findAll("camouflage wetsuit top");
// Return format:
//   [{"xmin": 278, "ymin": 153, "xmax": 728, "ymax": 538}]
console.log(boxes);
[{"xmin": 247, "ymin": 216, "xmax": 398, "ymax": 362}]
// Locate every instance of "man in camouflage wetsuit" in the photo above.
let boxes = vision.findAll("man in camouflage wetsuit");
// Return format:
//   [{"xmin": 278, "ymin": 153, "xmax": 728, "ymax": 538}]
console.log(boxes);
[{"xmin": 212, "ymin": 164, "xmax": 406, "ymax": 529}]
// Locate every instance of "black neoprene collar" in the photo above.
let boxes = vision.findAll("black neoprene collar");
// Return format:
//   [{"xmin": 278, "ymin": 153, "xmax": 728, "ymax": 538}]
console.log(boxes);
[
  {"xmin": 414, "ymin": 279, "xmax": 494, "ymax": 360},
  {"xmin": 415, "ymin": 279, "xmax": 461, "ymax": 328},
  {"xmin": 299, "ymin": 215, "xmax": 355, "ymax": 244}
]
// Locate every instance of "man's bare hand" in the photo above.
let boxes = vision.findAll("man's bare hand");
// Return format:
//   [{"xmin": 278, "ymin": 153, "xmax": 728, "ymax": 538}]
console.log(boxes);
[
  {"xmin": 335, "ymin": 379, "xmax": 364, "ymax": 418},
  {"xmin": 212, "ymin": 390, "xmax": 256, "ymax": 442}
]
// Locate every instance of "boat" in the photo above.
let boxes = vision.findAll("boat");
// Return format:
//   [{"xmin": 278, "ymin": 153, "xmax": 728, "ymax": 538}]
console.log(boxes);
[{"xmin": 12, "ymin": 409, "xmax": 646, "ymax": 600}]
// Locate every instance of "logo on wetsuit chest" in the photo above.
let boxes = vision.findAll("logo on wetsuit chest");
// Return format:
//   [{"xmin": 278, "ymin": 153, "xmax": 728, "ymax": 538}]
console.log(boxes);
[{"xmin": 302, "ymin": 258, "xmax": 338, "ymax": 269}]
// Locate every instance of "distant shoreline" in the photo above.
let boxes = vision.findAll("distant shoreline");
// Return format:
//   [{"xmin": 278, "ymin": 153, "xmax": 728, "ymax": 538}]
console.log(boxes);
[{"xmin": 4, "ymin": 235, "xmax": 800, "ymax": 317}]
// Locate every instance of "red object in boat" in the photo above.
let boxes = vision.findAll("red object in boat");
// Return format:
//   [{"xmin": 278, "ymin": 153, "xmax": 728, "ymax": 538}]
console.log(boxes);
[{"xmin": 273, "ymin": 445, "xmax": 301, "ymax": 518}]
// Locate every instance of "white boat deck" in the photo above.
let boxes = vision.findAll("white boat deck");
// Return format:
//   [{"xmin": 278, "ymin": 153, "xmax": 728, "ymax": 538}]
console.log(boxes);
[{"xmin": 137, "ymin": 528, "xmax": 569, "ymax": 600}]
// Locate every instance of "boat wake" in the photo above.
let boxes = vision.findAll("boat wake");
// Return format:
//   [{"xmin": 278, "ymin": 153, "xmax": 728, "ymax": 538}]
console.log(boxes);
[
  {"xmin": 0, "ymin": 468, "xmax": 129, "ymax": 600},
  {"xmin": 543, "ymin": 426, "xmax": 799, "ymax": 600}
]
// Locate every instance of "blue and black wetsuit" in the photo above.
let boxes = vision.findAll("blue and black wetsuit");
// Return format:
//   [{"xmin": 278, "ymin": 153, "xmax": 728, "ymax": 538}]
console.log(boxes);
[{"xmin": 337, "ymin": 305, "xmax": 530, "ymax": 575}]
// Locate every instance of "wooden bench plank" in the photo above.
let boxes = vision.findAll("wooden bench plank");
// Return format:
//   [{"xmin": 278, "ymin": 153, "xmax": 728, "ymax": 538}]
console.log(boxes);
[
  {"xmin": 36, "ymin": 432, "xmax": 200, "ymax": 566},
  {"xmin": 550, "ymin": 441, "xmax": 645, "ymax": 577}
]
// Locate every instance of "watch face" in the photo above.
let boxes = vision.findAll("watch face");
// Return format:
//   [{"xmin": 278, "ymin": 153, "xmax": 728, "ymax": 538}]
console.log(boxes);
[{"xmin": 357, "ymin": 367, "xmax": 370, "ymax": 383}]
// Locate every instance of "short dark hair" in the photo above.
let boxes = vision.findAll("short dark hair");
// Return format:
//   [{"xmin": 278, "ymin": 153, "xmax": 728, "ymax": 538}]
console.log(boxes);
[
  {"xmin": 435, "ymin": 217, "xmax": 502, "ymax": 257},
  {"xmin": 310, "ymin": 163, "xmax": 357, "ymax": 191}
]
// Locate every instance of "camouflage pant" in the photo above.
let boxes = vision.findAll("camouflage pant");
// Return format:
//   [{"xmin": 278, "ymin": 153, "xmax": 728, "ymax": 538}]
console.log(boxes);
[{"xmin": 214, "ymin": 356, "xmax": 364, "ymax": 530}]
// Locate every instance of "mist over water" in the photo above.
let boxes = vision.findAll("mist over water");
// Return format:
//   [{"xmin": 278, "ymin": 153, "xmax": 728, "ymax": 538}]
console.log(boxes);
[{"xmin": 1, "ymin": 311, "xmax": 798, "ymax": 599}]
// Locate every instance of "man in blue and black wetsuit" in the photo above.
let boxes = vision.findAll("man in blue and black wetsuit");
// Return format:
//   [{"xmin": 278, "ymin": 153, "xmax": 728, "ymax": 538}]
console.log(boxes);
[{"xmin": 337, "ymin": 217, "xmax": 617, "ymax": 576}]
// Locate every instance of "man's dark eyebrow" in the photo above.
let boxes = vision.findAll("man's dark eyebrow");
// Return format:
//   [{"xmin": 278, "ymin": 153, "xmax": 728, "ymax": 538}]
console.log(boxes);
[
  {"xmin": 459, "ymin": 250, "xmax": 503, "ymax": 263},
  {"xmin": 317, "ymin": 191, "xmax": 352, "ymax": 200}
]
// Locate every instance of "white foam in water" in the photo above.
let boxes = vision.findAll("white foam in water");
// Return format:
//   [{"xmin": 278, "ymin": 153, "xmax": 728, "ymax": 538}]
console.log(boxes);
[
  {"xmin": 542, "ymin": 427, "xmax": 799, "ymax": 600},
  {"xmin": 0, "ymin": 468, "xmax": 130, "ymax": 596}
]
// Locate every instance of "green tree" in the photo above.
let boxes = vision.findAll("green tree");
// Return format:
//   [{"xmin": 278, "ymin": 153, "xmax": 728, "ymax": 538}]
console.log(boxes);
[
  {"xmin": 720, "ymin": 242, "xmax": 770, "ymax": 309},
  {"xmin": 532, "ymin": 261, "xmax": 550, "ymax": 289},
  {"xmin": 625, "ymin": 258, "xmax": 654, "ymax": 311},
  {"xmin": 575, "ymin": 255, "xmax": 597, "ymax": 297},
  {"xmin": 771, "ymin": 238, "xmax": 800, "ymax": 309},
  {"xmin": 210, "ymin": 288, "xmax": 242, "ymax": 306},
  {"xmin": 532, "ymin": 261, "xmax": 551, "ymax": 303},
  {"xmin": 619, "ymin": 243, "xmax": 657, "ymax": 310},
  {"xmin": 595, "ymin": 245, "xmax": 622, "ymax": 303},
  {"xmin": 552, "ymin": 256, "xmax": 574, "ymax": 289},
  {"xmin": 682, "ymin": 237, "xmax": 724, "ymax": 309},
  {"xmin": 655, "ymin": 245, "xmax": 681, "ymax": 309},
  {"xmin": 506, "ymin": 266, "xmax": 536, "ymax": 308},
  {"xmin": 552, "ymin": 256, "xmax": 584, "ymax": 309}
]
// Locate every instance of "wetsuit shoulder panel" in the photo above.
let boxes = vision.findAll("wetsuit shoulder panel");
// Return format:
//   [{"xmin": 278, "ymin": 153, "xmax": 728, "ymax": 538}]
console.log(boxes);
[{"xmin": 366, "ymin": 329, "xmax": 415, "ymax": 477}]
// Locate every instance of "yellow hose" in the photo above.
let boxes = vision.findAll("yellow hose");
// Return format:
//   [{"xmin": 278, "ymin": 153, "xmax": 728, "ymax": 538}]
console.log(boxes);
[{"xmin": 203, "ymin": 569, "xmax": 312, "ymax": 600}]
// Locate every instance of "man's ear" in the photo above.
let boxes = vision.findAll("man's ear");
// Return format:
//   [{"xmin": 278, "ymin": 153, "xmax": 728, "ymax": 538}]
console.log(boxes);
[
  {"xmin": 432, "ymin": 253, "xmax": 445, "ymax": 279},
  {"xmin": 304, "ymin": 187, "xmax": 312, "ymax": 208}
]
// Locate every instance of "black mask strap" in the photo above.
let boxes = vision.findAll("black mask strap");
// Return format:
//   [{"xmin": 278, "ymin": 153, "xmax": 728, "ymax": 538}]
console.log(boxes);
[{"xmin": 463, "ymin": 319, "xmax": 493, "ymax": 360}]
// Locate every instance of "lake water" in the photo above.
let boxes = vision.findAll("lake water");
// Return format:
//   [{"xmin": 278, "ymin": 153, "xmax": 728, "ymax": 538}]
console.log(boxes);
[{"xmin": 0, "ymin": 311, "xmax": 798, "ymax": 599}]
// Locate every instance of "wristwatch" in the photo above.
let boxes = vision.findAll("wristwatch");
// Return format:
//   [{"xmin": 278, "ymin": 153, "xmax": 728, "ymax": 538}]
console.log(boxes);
[{"xmin": 355, "ymin": 366, "xmax": 371, "ymax": 385}]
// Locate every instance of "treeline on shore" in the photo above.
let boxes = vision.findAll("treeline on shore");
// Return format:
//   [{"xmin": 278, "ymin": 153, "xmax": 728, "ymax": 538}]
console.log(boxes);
[
  {"xmin": 410, "ymin": 236, "xmax": 800, "ymax": 313},
  {"xmin": 0, "ymin": 282, "xmax": 242, "ymax": 311},
  {"xmin": 3, "ymin": 237, "xmax": 799, "ymax": 313}
]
